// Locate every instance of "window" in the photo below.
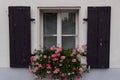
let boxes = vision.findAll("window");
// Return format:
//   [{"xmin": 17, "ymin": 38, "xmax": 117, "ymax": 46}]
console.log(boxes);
[{"xmin": 39, "ymin": 9, "xmax": 79, "ymax": 49}]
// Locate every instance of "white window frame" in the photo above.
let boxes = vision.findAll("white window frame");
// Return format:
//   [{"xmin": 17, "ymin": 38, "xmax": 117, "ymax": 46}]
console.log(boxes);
[{"xmin": 37, "ymin": 7, "xmax": 80, "ymax": 49}]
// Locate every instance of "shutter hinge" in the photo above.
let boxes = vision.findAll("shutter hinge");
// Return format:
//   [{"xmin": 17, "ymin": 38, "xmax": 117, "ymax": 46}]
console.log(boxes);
[
  {"xmin": 83, "ymin": 18, "xmax": 88, "ymax": 21},
  {"xmin": 30, "ymin": 18, "xmax": 35, "ymax": 21}
]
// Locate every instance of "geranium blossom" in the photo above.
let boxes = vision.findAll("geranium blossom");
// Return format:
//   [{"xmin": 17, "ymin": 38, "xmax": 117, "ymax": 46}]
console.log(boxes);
[
  {"xmin": 43, "ymin": 55, "xmax": 47, "ymax": 58},
  {"xmin": 61, "ymin": 73, "xmax": 65, "ymax": 77},
  {"xmin": 72, "ymin": 59, "xmax": 77, "ymax": 62},
  {"xmin": 29, "ymin": 45, "xmax": 87, "ymax": 80},
  {"xmin": 28, "ymin": 69, "xmax": 33, "ymax": 73},
  {"xmin": 61, "ymin": 56, "xmax": 66, "ymax": 60},
  {"xmin": 38, "ymin": 64, "xmax": 42, "ymax": 68},
  {"xmin": 30, "ymin": 56, "xmax": 34, "ymax": 62},
  {"xmin": 77, "ymin": 54, "xmax": 81, "ymax": 58},
  {"xmin": 72, "ymin": 49, "xmax": 76, "ymax": 54},
  {"xmin": 55, "ymin": 47, "xmax": 62, "ymax": 53},
  {"xmin": 54, "ymin": 68, "xmax": 60, "ymax": 74},
  {"xmin": 50, "ymin": 45, "xmax": 56, "ymax": 50},
  {"xmin": 35, "ymin": 62, "xmax": 39, "ymax": 65},
  {"xmin": 51, "ymin": 53, "xmax": 57, "ymax": 58},
  {"xmin": 47, "ymin": 71, "xmax": 51, "ymax": 74}
]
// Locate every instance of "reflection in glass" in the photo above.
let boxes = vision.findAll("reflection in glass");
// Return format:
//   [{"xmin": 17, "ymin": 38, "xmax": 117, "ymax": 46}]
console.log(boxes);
[
  {"xmin": 43, "ymin": 13, "xmax": 57, "ymax": 34},
  {"xmin": 62, "ymin": 36, "xmax": 75, "ymax": 49},
  {"xmin": 62, "ymin": 12, "xmax": 75, "ymax": 34},
  {"xmin": 44, "ymin": 36, "xmax": 57, "ymax": 49}
]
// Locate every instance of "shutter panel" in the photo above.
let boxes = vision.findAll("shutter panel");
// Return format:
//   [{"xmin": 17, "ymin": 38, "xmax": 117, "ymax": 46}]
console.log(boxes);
[
  {"xmin": 97, "ymin": 7, "xmax": 111, "ymax": 68},
  {"xmin": 9, "ymin": 6, "xmax": 31, "ymax": 68},
  {"xmin": 87, "ymin": 7, "xmax": 98, "ymax": 68},
  {"xmin": 87, "ymin": 7, "xmax": 111, "ymax": 68}
]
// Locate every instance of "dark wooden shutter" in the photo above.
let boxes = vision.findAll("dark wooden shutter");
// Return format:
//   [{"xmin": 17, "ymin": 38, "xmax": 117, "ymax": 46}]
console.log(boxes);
[
  {"xmin": 9, "ymin": 6, "xmax": 31, "ymax": 68},
  {"xmin": 87, "ymin": 7, "xmax": 111, "ymax": 68},
  {"xmin": 87, "ymin": 7, "xmax": 98, "ymax": 68}
]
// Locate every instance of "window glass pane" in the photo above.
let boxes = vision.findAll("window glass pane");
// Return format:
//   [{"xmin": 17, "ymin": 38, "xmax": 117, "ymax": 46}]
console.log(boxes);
[
  {"xmin": 44, "ymin": 36, "xmax": 57, "ymax": 49},
  {"xmin": 43, "ymin": 13, "xmax": 57, "ymax": 34},
  {"xmin": 62, "ymin": 12, "xmax": 75, "ymax": 34},
  {"xmin": 62, "ymin": 36, "xmax": 75, "ymax": 49}
]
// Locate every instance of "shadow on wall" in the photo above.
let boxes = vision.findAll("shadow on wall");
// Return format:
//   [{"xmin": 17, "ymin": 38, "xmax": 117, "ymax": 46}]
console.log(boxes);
[{"xmin": 0, "ymin": 68, "xmax": 120, "ymax": 80}]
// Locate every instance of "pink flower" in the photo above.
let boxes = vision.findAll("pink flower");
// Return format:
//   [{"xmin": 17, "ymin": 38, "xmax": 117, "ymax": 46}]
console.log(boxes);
[
  {"xmin": 48, "ymin": 60, "xmax": 51, "ymax": 63},
  {"xmin": 59, "ymin": 64, "xmax": 62, "ymax": 66},
  {"xmin": 39, "ymin": 48, "xmax": 42, "ymax": 50},
  {"xmin": 57, "ymin": 53, "xmax": 61, "ymax": 56},
  {"xmin": 47, "ymin": 71, "xmax": 51, "ymax": 74},
  {"xmin": 79, "ymin": 68, "xmax": 84, "ymax": 73},
  {"xmin": 56, "ymin": 78, "xmax": 60, "ymax": 80},
  {"xmin": 81, "ymin": 44, "xmax": 86, "ymax": 49},
  {"xmin": 53, "ymin": 58, "xmax": 59, "ymax": 61},
  {"xmin": 38, "ymin": 64, "xmax": 42, "ymax": 68},
  {"xmin": 48, "ymin": 75, "xmax": 51, "ymax": 78},
  {"xmin": 61, "ymin": 73, "xmax": 65, "ymax": 77},
  {"xmin": 35, "ymin": 67, "xmax": 39, "ymax": 70},
  {"xmin": 33, "ymin": 67, "xmax": 39, "ymax": 73},
  {"xmin": 56, "ymin": 68, "xmax": 60, "ymax": 72},
  {"xmin": 77, "ymin": 45, "xmax": 81, "ymax": 51},
  {"xmin": 72, "ymin": 67, "xmax": 76, "ymax": 70},
  {"xmin": 47, "ymin": 66, "xmax": 51, "ymax": 69},
  {"xmin": 55, "ymin": 47, "xmax": 62, "ymax": 53},
  {"xmin": 53, "ymin": 71, "xmax": 58, "ymax": 74},
  {"xmin": 50, "ymin": 45, "xmax": 56, "ymax": 50},
  {"xmin": 33, "ymin": 69, "xmax": 36, "ymax": 73},
  {"xmin": 48, "ymin": 56, "xmax": 51, "ymax": 59},
  {"xmin": 63, "ymin": 78, "xmax": 67, "ymax": 80},
  {"xmin": 70, "ymin": 53, "xmax": 74, "ymax": 57},
  {"xmin": 61, "ymin": 56, "xmax": 66, "ymax": 60},
  {"xmin": 54, "ymin": 68, "xmax": 60, "ymax": 74},
  {"xmin": 46, "ymin": 64, "xmax": 51, "ymax": 69},
  {"xmin": 43, "ymin": 55, "xmax": 47, "ymax": 58},
  {"xmin": 35, "ymin": 62, "xmax": 39, "ymax": 65},
  {"xmin": 46, "ymin": 64, "xmax": 51, "ymax": 67},
  {"xmin": 30, "ymin": 56, "xmax": 34, "ymax": 62},
  {"xmin": 76, "ymin": 76, "xmax": 80, "ymax": 80},
  {"xmin": 72, "ymin": 49, "xmax": 76, "ymax": 54},
  {"xmin": 77, "ymin": 54, "xmax": 81, "ymax": 58},
  {"xmin": 28, "ymin": 69, "xmax": 33, "ymax": 73},
  {"xmin": 72, "ymin": 59, "xmax": 77, "ymax": 62},
  {"xmin": 33, "ymin": 51, "xmax": 36, "ymax": 54},
  {"xmin": 51, "ymin": 54, "xmax": 57, "ymax": 58}
]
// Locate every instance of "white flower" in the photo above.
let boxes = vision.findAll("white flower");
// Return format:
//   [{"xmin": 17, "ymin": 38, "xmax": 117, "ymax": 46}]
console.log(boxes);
[
  {"xmin": 68, "ymin": 73, "xmax": 71, "ymax": 75},
  {"xmin": 72, "ymin": 72, "xmax": 74, "ymax": 74}
]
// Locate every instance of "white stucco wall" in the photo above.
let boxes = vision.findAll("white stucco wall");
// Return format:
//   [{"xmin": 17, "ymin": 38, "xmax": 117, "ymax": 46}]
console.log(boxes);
[{"xmin": 0, "ymin": 0, "xmax": 120, "ymax": 68}]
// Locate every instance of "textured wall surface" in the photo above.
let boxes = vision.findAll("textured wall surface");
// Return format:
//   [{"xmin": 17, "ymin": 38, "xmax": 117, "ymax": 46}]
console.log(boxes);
[{"xmin": 0, "ymin": 68, "xmax": 120, "ymax": 80}]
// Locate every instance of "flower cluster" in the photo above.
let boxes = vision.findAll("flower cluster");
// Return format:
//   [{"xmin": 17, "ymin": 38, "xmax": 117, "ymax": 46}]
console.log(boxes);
[{"xmin": 29, "ymin": 45, "xmax": 87, "ymax": 80}]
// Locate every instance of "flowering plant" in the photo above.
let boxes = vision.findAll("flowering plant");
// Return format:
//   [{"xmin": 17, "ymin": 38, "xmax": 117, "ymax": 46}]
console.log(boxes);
[{"xmin": 29, "ymin": 45, "xmax": 87, "ymax": 80}]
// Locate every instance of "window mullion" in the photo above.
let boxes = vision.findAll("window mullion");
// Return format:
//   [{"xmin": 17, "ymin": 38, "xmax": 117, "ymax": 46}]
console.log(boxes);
[
  {"xmin": 57, "ymin": 12, "xmax": 62, "ymax": 47},
  {"xmin": 41, "ymin": 12, "xmax": 44, "ymax": 48},
  {"xmin": 75, "ymin": 12, "xmax": 79, "ymax": 48}
]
